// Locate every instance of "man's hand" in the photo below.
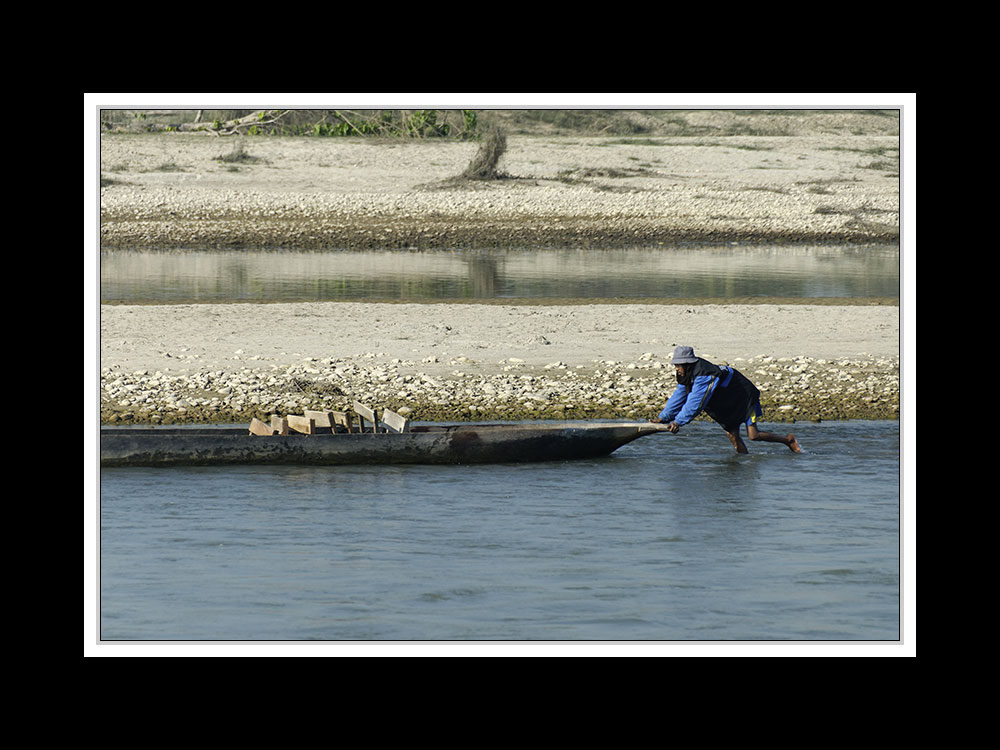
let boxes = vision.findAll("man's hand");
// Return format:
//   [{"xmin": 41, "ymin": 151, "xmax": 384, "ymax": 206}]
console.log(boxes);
[{"xmin": 666, "ymin": 422, "xmax": 680, "ymax": 433}]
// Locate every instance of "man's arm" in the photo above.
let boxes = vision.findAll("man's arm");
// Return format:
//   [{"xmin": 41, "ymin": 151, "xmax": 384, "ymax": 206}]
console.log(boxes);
[
  {"xmin": 656, "ymin": 384, "xmax": 689, "ymax": 422},
  {"xmin": 672, "ymin": 375, "xmax": 717, "ymax": 426}
]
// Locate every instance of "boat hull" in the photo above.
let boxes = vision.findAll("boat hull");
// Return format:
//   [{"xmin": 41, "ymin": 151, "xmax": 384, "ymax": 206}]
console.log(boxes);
[{"xmin": 100, "ymin": 422, "xmax": 665, "ymax": 467}]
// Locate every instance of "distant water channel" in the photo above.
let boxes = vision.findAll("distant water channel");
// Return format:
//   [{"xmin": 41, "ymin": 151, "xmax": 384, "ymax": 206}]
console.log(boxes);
[
  {"xmin": 100, "ymin": 245, "xmax": 899, "ymax": 303},
  {"xmin": 99, "ymin": 420, "xmax": 901, "ymax": 643}
]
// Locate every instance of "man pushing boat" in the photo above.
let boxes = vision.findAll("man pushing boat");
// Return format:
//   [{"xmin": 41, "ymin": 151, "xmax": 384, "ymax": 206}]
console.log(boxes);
[{"xmin": 650, "ymin": 346, "xmax": 802, "ymax": 454}]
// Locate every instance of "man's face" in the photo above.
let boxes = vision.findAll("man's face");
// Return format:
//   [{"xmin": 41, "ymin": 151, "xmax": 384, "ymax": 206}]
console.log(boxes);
[{"xmin": 674, "ymin": 364, "xmax": 687, "ymax": 379}]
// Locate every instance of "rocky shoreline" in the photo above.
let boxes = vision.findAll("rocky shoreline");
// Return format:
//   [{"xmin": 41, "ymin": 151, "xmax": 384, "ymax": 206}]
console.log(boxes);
[
  {"xmin": 100, "ymin": 351, "xmax": 899, "ymax": 426},
  {"xmin": 98, "ymin": 188, "xmax": 897, "ymax": 250},
  {"xmin": 99, "ymin": 302, "xmax": 900, "ymax": 426}
]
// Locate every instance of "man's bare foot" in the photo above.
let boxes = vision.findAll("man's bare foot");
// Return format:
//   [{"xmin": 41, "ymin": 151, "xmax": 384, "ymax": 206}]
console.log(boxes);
[{"xmin": 787, "ymin": 434, "xmax": 803, "ymax": 453}]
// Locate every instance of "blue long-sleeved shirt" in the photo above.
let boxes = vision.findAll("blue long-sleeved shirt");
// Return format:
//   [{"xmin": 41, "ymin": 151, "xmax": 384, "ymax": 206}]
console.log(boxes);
[{"xmin": 657, "ymin": 372, "xmax": 724, "ymax": 426}]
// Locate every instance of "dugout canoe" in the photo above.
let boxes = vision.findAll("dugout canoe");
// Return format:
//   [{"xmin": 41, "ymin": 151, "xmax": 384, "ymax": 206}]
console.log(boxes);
[{"xmin": 99, "ymin": 421, "xmax": 669, "ymax": 467}]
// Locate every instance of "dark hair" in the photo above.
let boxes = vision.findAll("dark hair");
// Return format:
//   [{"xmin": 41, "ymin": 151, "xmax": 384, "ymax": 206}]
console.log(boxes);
[{"xmin": 676, "ymin": 363, "xmax": 693, "ymax": 388}]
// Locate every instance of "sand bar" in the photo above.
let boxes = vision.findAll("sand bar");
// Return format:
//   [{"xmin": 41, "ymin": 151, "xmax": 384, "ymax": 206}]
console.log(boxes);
[{"xmin": 100, "ymin": 301, "xmax": 900, "ymax": 424}]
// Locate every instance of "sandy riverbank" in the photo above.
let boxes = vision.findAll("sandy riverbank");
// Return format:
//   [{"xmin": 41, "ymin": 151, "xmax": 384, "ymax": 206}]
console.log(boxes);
[
  {"xmin": 97, "ymin": 111, "xmax": 902, "ymax": 425},
  {"xmin": 99, "ymin": 301, "xmax": 900, "ymax": 424},
  {"xmin": 98, "ymin": 115, "xmax": 899, "ymax": 249}
]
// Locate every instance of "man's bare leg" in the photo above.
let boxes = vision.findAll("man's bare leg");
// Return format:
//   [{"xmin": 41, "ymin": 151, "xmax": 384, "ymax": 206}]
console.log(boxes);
[
  {"xmin": 747, "ymin": 423, "xmax": 802, "ymax": 453},
  {"xmin": 727, "ymin": 429, "xmax": 749, "ymax": 454}
]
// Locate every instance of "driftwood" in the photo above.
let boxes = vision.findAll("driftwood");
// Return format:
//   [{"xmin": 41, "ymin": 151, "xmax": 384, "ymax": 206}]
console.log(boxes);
[
  {"xmin": 105, "ymin": 109, "xmax": 290, "ymax": 136},
  {"xmin": 189, "ymin": 110, "xmax": 289, "ymax": 136},
  {"xmin": 104, "ymin": 109, "xmax": 479, "ymax": 139}
]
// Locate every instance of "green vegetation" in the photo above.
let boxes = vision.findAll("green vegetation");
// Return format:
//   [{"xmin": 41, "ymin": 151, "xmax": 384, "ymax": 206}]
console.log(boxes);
[
  {"xmin": 307, "ymin": 109, "xmax": 480, "ymax": 138},
  {"xmin": 101, "ymin": 109, "xmax": 482, "ymax": 139},
  {"xmin": 100, "ymin": 108, "xmax": 901, "ymax": 140}
]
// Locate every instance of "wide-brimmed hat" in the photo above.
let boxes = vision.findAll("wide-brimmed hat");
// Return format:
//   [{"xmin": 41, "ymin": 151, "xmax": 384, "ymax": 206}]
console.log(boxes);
[{"xmin": 671, "ymin": 345, "xmax": 698, "ymax": 364}]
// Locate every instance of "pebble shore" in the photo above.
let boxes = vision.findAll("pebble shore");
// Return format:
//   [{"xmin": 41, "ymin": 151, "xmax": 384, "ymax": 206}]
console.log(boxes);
[{"xmin": 100, "ymin": 350, "xmax": 899, "ymax": 426}]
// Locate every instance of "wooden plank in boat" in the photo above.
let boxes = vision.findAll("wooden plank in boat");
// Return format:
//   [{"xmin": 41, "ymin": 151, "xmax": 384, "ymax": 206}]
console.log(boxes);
[
  {"xmin": 287, "ymin": 415, "xmax": 316, "ymax": 434},
  {"xmin": 332, "ymin": 411, "xmax": 354, "ymax": 433},
  {"xmin": 249, "ymin": 417, "xmax": 274, "ymax": 436},
  {"xmin": 303, "ymin": 410, "xmax": 336, "ymax": 434},
  {"xmin": 353, "ymin": 402, "xmax": 378, "ymax": 433},
  {"xmin": 271, "ymin": 415, "xmax": 289, "ymax": 435},
  {"xmin": 304, "ymin": 410, "xmax": 334, "ymax": 428},
  {"xmin": 382, "ymin": 408, "xmax": 409, "ymax": 433}
]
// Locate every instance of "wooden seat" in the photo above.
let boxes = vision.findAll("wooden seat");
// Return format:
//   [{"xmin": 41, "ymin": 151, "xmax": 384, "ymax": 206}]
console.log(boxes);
[
  {"xmin": 331, "ymin": 411, "xmax": 355, "ymax": 433},
  {"xmin": 253, "ymin": 406, "xmax": 407, "ymax": 437},
  {"xmin": 304, "ymin": 410, "xmax": 342, "ymax": 434},
  {"xmin": 381, "ymin": 408, "xmax": 410, "ymax": 433},
  {"xmin": 353, "ymin": 402, "xmax": 379, "ymax": 433},
  {"xmin": 270, "ymin": 415, "xmax": 289, "ymax": 435},
  {"xmin": 249, "ymin": 417, "xmax": 274, "ymax": 436},
  {"xmin": 287, "ymin": 415, "xmax": 317, "ymax": 434}
]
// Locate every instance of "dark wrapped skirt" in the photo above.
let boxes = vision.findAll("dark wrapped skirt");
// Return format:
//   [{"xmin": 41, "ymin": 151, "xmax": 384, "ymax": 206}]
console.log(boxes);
[{"xmin": 705, "ymin": 368, "xmax": 763, "ymax": 433}]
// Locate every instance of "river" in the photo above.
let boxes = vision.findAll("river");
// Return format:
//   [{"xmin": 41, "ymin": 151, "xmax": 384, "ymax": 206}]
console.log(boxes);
[
  {"xmin": 99, "ymin": 420, "xmax": 901, "ymax": 644},
  {"xmin": 100, "ymin": 244, "xmax": 899, "ymax": 302},
  {"xmin": 95, "ymin": 244, "xmax": 905, "ymax": 650}
]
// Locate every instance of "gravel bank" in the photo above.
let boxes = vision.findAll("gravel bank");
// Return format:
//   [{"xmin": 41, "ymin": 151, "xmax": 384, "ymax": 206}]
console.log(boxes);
[
  {"xmin": 99, "ymin": 302, "xmax": 900, "ymax": 425},
  {"xmin": 99, "ymin": 131, "xmax": 899, "ymax": 248}
]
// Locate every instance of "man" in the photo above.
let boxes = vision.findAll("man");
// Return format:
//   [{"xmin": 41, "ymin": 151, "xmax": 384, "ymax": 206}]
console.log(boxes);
[{"xmin": 650, "ymin": 346, "xmax": 802, "ymax": 454}]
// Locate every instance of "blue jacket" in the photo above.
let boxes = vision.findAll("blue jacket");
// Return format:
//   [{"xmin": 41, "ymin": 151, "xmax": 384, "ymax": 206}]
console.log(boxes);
[
  {"xmin": 658, "ymin": 373, "xmax": 722, "ymax": 425},
  {"xmin": 658, "ymin": 358, "xmax": 760, "ymax": 428}
]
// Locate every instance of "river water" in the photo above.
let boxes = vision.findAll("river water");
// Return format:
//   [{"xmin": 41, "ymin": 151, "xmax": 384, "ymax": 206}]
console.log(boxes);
[
  {"xmin": 100, "ymin": 244, "xmax": 899, "ymax": 302},
  {"xmin": 98, "ymin": 420, "xmax": 901, "ymax": 644},
  {"xmin": 95, "ymin": 244, "xmax": 905, "ymax": 649}
]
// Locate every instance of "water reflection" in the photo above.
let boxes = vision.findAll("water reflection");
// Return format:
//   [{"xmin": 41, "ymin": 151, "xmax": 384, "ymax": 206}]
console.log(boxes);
[{"xmin": 100, "ymin": 245, "xmax": 899, "ymax": 303}]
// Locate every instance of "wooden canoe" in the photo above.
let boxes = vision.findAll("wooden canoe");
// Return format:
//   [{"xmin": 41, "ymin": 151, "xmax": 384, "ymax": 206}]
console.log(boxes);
[{"xmin": 99, "ymin": 421, "xmax": 669, "ymax": 467}]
